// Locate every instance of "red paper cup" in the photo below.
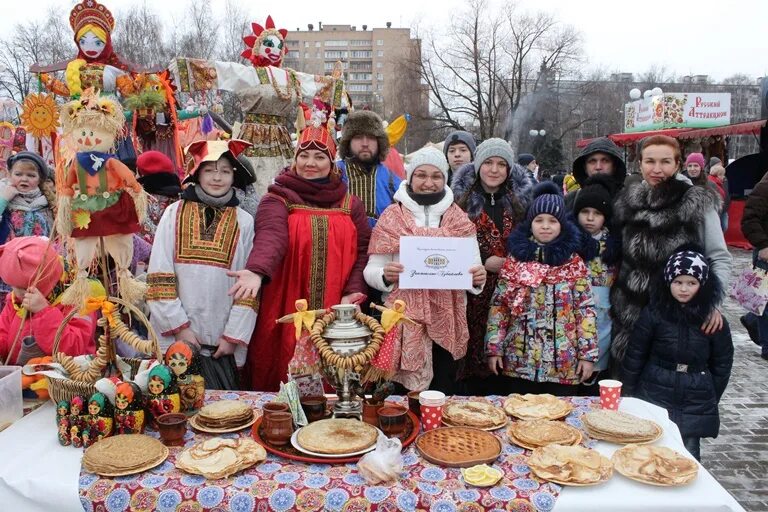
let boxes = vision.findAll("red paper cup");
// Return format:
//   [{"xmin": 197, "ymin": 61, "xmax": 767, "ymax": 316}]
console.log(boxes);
[
  {"xmin": 420, "ymin": 404, "xmax": 443, "ymax": 431},
  {"xmin": 599, "ymin": 379, "xmax": 623, "ymax": 410}
]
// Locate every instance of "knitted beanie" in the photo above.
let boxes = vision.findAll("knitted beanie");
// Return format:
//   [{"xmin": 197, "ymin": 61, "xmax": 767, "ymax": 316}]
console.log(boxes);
[
  {"xmin": 137, "ymin": 151, "xmax": 175, "ymax": 177},
  {"xmin": 405, "ymin": 147, "xmax": 449, "ymax": 183},
  {"xmin": 709, "ymin": 156, "xmax": 722, "ymax": 168},
  {"xmin": 526, "ymin": 181, "xmax": 566, "ymax": 223},
  {"xmin": 473, "ymin": 138, "xmax": 515, "ymax": 170},
  {"xmin": 664, "ymin": 250, "xmax": 709, "ymax": 285},
  {"xmin": 443, "ymin": 130, "xmax": 476, "ymax": 159},
  {"xmin": 572, "ymin": 174, "xmax": 614, "ymax": 221},
  {"xmin": 517, "ymin": 153, "xmax": 536, "ymax": 167},
  {"xmin": 0, "ymin": 236, "xmax": 63, "ymax": 296},
  {"xmin": 7, "ymin": 151, "xmax": 50, "ymax": 180},
  {"xmin": 684, "ymin": 153, "xmax": 706, "ymax": 169}
]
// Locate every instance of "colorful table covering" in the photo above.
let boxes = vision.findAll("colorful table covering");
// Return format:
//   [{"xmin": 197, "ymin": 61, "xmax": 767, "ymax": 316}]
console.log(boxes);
[{"xmin": 79, "ymin": 391, "xmax": 603, "ymax": 512}]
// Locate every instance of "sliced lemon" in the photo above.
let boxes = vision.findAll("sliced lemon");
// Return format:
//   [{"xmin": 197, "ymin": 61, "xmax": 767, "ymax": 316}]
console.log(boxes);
[{"xmin": 461, "ymin": 464, "xmax": 503, "ymax": 487}]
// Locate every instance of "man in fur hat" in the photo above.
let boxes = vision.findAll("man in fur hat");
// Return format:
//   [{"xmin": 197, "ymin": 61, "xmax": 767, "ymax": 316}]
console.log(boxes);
[{"xmin": 337, "ymin": 111, "xmax": 401, "ymax": 227}]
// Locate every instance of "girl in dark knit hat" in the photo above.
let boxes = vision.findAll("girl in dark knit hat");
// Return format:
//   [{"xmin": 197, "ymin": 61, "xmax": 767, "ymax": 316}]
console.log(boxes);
[{"xmin": 485, "ymin": 181, "xmax": 598, "ymax": 396}]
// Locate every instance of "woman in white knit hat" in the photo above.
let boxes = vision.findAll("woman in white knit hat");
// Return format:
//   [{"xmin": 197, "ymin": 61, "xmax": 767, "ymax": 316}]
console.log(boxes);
[{"xmin": 364, "ymin": 146, "xmax": 486, "ymax": 393}]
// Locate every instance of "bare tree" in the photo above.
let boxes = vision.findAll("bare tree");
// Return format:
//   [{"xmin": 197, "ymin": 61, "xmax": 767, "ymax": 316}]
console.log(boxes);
[
  {"xmin": 177, "ymin": 0, "xmax": 218, "ymax": 60},
  {"xmin": 721, "ymin": 73, "xmax": 753, "ymax": 86},
  {"xmin": 112, "ymin": 3, "xmax": 170, "ymax": 69}
]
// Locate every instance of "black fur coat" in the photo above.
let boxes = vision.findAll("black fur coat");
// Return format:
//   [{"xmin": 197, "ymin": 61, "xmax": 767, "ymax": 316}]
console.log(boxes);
[
  {"xmin": 610, "ymin": 178, "xmax": 721, "ymax": 363},
  {"xmin": 451, "ymin": 162, "xmax": 534, "ymax": 222}
]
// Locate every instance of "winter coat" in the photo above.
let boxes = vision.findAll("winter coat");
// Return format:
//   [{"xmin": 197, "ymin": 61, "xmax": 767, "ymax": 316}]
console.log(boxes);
[
  {"xmin": 741, "ymin": 174, "xmax": 768, "ymax": 250},
  {"xmin": 621, "ymin": 274, "xmax": 733, "ymax": 438},
  {"xmin": 565, "ymin": 137, "xmax": 627, "ymax": 211},
  {"xmin": 610, "ymin": 177, "xmax": 731, "ymax": 363},
  {"xmin": 485, "ymin": 219, "xmax": 598, "ymax": 385},
  {"xmin": 451, "ymin": 162, "xmax": 534, "ymax": 380}
]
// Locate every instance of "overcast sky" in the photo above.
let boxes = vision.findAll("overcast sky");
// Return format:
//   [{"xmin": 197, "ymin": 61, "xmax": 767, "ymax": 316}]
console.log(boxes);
[{"xmin": 3, "ymin": 0, "xmax": 766, "ymax": 82}]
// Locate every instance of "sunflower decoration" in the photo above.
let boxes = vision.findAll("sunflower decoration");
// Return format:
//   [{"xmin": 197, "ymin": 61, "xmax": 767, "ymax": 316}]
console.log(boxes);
[{"xmin": 20, "ymin": 93, "xmax": 60, "ymax": 139}]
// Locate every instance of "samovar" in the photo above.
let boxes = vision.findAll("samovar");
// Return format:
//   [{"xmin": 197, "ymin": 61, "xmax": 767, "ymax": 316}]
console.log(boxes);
[{"xmin": 320, "ymin": 304, "xmax": 372, "ymax": 419}]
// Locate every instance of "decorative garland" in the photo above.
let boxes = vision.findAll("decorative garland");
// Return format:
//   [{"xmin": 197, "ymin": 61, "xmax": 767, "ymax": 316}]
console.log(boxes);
[{"xmin": 309, "ymin": 310, "xmax": 385, "ymax": 372}]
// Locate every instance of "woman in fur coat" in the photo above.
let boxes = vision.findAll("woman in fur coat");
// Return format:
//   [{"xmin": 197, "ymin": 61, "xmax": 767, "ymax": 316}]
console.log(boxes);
[
  {"xmin": 621, "ymin": 248, "xmax": 733, "ymax": 460},
  {"xmin": 610, "ymin": 135, "xmax": 731, "ymax": 365},
  {"xmin": 451, "ymin": 138, "xmax": 534, "ymax": 393}
]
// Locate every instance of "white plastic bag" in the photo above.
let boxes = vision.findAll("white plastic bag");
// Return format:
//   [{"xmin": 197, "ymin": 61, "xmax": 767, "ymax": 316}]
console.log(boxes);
[{"xmin": 357, "ymin": 433, "xmax": 403, "ymax": 484}]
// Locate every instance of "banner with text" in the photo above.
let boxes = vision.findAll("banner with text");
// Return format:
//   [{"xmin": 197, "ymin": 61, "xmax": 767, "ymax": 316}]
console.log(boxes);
[{"xmin": 624, "ymin": 93, "xmax": 731, "ymax": 133}]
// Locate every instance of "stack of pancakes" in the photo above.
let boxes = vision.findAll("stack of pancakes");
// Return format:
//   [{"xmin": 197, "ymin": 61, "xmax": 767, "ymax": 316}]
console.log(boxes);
[
  {"xmin": 502, "ymin": 394, "xmax": 573, "ymax": 421},
  {"xmin": 507, "ymin": 419, "xmax": 582, "ymax": 450},
  {"xmin": 582, "ymin": 410, "xmax": 662, "ymax": 444},
  {"xmin": 296, "ymin": 418, "xmax": 378, "ymax": 455},
  {"xmin": 442, "ymin": 401, "xmax": 507, "ymax": 430},
  {"xmin": 176, "ymin": 437, "xmax": 267, "ymax": 479},
  {"xmin": 612, "ymin": 444, "xmax": 698, "ymax": 486},
  {"xmin": 83, "ymin": 434, "xmax": 168, "ymax": 476},
  {"xmin": 528, "ymin": 444, "xmax": 613, "ymax": 486},
  {"xmin": 195, "ymin": 400, "xmax": 254, "ymax": 430}
]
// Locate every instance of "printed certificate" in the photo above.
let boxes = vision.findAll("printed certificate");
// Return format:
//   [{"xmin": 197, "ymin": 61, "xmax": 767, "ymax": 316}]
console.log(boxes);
[{"xmin": 398, "ymin": 236, "xmax": 475, "ymax": 290}]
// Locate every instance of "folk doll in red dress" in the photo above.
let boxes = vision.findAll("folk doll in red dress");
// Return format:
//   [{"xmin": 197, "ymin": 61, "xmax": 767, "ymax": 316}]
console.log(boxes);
[
  {"xmin": 83, "ymin": 391, "xmax": 113, "ymax": 447},
  {"xmin": 57, "ymin": 88, "xmax": 147, "ymax": 308},
  {"xmin": 113, "ymin": 381, "xmax": 145, "ymax": 434},
  {"xmin": 146, "ymin": 364, "xmax": 181, "ymax": 426},
  {"xmin": 69, "ymin": 395, "xmax": 86, "ymax": 448}
]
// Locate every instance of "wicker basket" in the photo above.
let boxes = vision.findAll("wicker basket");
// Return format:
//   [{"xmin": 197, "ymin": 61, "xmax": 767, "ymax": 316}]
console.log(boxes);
[{"xmin": 46, "ymin": 296, "xmax": 161, "ymax": 405}]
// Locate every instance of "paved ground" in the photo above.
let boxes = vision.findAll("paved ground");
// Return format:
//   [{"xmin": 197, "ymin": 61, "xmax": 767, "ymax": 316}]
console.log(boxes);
[{"xmin": 702, "ymin": 249, "xmax": 768, "ymax": 511}]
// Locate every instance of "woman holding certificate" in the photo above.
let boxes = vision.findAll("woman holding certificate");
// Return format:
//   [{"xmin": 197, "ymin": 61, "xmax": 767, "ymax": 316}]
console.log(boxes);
[{"xmin": 364, "ymin": 147, "xmax": 486, "ymax": 394}]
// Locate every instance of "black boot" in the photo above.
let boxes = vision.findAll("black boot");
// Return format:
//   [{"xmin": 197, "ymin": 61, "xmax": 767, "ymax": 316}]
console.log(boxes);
[{"xmin": 740, "ymin": 314, "xmax": 761, "ymax": 346}]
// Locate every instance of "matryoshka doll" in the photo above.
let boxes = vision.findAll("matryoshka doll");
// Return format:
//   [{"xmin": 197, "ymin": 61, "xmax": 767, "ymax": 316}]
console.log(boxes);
[
  {"xmin": 165, "ymin": 341, "xmax": 205, "ymax": 413},
  {"xmin": 69, "ymin": 396, "xmax": 86, "ymax": 448},
  {"xmin": 114, "ymin": 381, "xmax": 145, "ymax": 434},
  {"xmin": 56, "ymin": 400, "xmax": 71, "ymax": 446},
  {"xmin": 146, "ymin": 364, "xmax": 181, "ymax": 427},
  {"xmin": 84, "ymin": 392, "xmax": 113, "ymax": 447}
]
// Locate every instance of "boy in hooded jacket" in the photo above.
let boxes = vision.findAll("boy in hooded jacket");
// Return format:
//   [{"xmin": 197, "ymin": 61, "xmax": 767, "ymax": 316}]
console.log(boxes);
[
  {"xmin": 621, "ymin": 248, "xmax": 733, "ymax": 461},
  {"xmin": 486, "ymin": 182, "xmax": 598, "ymax": 395}
]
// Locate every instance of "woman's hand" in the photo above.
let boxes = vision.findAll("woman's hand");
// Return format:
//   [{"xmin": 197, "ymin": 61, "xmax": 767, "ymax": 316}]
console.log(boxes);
[
  {"xmin": 487, "ymin": 356, "xmax": 504, "ymax": 375},
  {"xmin": 0, "ymin": 184, "xmax": 19, "ymax": 202},
  {"xmin": 213, "ymin": 338, "xmax": 238, "ymax": 359},
  {"xmin": 758, "ymin": 247, "xmax": 768, "ymax": 262},
  {"xmin": 383, "ymin": 262, "xmax": 404, "ymax": 285},
  {"xmin": 470, "ymin": 264, "xmax": 487, "ymax": 288},
  {"xmin": 227, "ymin": 270, "xmax": 262, "ymax": 300},
  {"xmin": 341, "ymin": 292, "xmax": 366, "ymax": 305},
  {"xmin": 21, "ymin": 287, "xmax": 49, "ymax": 314},
  {"xmin": 701, "ymin": 308, "xmax": 723, "ymax": 335},
  {"xmin": 175, "ymin": 328, "xmax": 201, "ymax": 349},
  {"xmin": 484, "ymin": 256, "xmax": 505, "ymax": 274},
  {"xmin": 576, "ymin": 360, "xmax": 595, "ymax": 383}
]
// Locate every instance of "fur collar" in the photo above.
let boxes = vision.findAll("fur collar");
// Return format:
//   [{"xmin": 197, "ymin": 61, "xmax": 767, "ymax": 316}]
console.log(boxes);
[
  {"xmin": 452, "ymin": 162, "xmax": 534, "ymax": 222},
  {"xmin": 506, "ymin": 217, "xmax": 582, "ymax": 266},
  {"xmin": 650, "ymin": 270, "xmax": 723, "ymax": 324},
  {"xmin": 615, "ymin": 175, "xmax": 720, "ymax": 225}
]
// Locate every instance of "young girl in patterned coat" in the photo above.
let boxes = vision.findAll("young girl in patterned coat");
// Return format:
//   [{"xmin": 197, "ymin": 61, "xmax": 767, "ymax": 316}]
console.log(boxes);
[{"xmin": 485, "ymin": 182, "xmax": 598, "ymax": 395}]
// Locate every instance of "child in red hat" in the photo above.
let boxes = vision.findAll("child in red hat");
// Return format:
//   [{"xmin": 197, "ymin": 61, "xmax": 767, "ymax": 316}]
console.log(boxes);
[
  {"xmin": 0, "ymin": 236, "xmax": 96, "ymax": 365},
  {"xmin": 136, "ymin": 150, "xmax": 181, "ymax": 244}
]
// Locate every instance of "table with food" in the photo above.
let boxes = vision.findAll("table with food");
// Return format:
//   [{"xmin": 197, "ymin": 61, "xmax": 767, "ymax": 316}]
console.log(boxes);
[{"xmin": 0, "ymin": 303, "xmax": 745, "ymax": 511}]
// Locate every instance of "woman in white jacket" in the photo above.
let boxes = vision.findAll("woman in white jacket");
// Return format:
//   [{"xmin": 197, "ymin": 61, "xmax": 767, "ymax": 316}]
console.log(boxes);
[{"xmin": 364, "ymin": 147, "xmax": 486, "ymax": 393}]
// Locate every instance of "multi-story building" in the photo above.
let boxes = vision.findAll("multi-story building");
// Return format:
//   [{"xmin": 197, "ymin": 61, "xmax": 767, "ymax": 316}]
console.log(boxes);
[{"xmin": 283, "ymin": 22, "xmax": 428, "ymax": 125}]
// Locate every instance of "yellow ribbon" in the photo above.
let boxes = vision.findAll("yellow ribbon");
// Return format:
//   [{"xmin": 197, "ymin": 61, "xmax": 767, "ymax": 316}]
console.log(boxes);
[
  {"xmin": 381, "ymin": 299, "xmax": 407, "ymax": 333},
  {"xmin": 81, "ymin": 296, "xmax": 117, "ymax": 326},
  {"xmin": 10, "ymin": 292, "xmax": 27, "ymax": 319},
  {"xmin": 292, "ymin": 299, "xmax": 316, "ymax": 341}
]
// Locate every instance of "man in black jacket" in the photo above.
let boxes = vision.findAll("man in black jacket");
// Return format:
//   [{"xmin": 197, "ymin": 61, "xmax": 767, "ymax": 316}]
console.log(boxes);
[{"xmin": 565, "ymin": 137, "xmax": 627, "ymax": 212}]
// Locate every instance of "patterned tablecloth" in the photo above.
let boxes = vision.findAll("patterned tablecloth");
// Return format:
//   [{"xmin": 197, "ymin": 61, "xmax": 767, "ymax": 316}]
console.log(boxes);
[{"xmin": 79, "ymin": 391, "xmax": 601, "ymax": 512}]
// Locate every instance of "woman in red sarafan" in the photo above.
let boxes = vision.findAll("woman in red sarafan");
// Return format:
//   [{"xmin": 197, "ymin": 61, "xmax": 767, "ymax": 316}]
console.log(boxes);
[{"xmin": 229, "ymin": 120, "xmax": 371, "ymax": 391}]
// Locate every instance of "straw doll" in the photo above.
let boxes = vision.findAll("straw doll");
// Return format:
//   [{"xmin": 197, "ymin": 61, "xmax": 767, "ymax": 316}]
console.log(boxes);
[{"xmin": 57, "ymin": 89, "xmax": 148, "ymax": 307}]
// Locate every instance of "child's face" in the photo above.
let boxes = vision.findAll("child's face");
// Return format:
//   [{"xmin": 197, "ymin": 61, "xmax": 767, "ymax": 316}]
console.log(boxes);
[
  {"xmin": 197, "ymin": 157, "xmax": 234, "ymax": 197},
  {"xmin": 9, "ymin": 162, "xmax": 41, "ymax": 193},
  {"xmin": 578, "ymin": 207, "xmax": 605, "ymax": 235},
  {"xmin": 447, "ymin": 143, "xmax": 471, "ymax": 171},
  {"xmin": 531, "ymin": 214, "xmax": 561, "ymax": 243},
  {"xmin": 670, "ymin": 275, "xmax": 701, "ymax": 303}
]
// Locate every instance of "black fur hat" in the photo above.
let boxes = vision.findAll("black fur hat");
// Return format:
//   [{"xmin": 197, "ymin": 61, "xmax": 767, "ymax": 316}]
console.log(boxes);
[{"xmin": 338, "ymin": 110, "xmax": 389, "ymax": 161}]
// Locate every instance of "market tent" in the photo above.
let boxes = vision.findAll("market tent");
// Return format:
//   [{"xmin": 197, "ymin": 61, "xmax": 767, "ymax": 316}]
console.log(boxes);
[
  {"xmin": 576, "ymin": 128, "xmax": 692, "ymax": 148},
  {"xmin": 677, "ymin": 119, "xmax": 767, "ymax": 139}
]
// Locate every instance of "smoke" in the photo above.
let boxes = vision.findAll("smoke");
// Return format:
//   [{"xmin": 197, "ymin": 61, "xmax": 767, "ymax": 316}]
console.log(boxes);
[{"xmin": 504, "ymin": 90, "xmax": 547, "ymax": 156}]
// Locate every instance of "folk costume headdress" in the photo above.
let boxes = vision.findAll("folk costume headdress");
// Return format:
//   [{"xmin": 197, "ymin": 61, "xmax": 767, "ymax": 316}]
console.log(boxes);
[
  {"xmin": 241, "ymin": 16, "xmax": 288, "ymax": 68},
  {"xmin": 184, "ymin": 139, "xmax": 255, "ymax": 191},
  {"xmin": 295, "ymin": 107, "xmax": 337, "ymax": 162},
  {"xmin": 69, "ymin": 0, "xmax": 126, "ymax": 70}
]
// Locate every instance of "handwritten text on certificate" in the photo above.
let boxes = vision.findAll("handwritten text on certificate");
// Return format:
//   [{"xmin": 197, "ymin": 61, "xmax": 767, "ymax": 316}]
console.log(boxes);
[{"xmin": 398, "ymin": 236, "xmax": 475, "ymax": 290}]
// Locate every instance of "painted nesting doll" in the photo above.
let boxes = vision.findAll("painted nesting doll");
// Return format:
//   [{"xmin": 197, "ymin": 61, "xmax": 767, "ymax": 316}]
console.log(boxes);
[
  {"xmin": 56, "ymin": 400, "xmax": 71, "ymax": 446},
  {"xmin": 114, "ymin": 381, "xmax": 145, "ymax": 434},
  {"xmin": 69, "ymin": 395, "xmax": 86, "ymax": 448},
  {"xmin": 84, "ymin": 392, "xmax": 114, "ymax": 447},
  {"xmin": 146, "ymin": 364, "xmax": 181, "ymax": 426},
  {"xmin": 165, "ymin": 341, "xmax": 205, "ymax": 412}
]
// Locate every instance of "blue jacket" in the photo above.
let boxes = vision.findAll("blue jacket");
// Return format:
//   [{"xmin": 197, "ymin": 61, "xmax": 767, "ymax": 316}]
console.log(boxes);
[{"xmin": 338, "ymin": 160, "xmax": 400, "ymax": 227}]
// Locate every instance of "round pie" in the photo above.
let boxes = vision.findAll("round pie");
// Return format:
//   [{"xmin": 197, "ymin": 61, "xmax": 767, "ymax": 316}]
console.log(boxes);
[
  {"xmin": 507, "ymin": 419, "xmax": 582, "ymax": 450},
  {"xmin": 503, "ymin": 394, "xmax": 573, "ymax": 421},
  {"xmin": 442, "ymin": 401, "xmax": 507, "ymax": 429},
  {"xmin": 296, "ymin": 418, "xmax": 378, "ymax": 455}
]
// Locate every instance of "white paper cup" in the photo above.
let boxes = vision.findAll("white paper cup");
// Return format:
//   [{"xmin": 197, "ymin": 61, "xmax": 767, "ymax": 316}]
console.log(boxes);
[{"xmin": 419, "ymin": 390, "xmax": 446, "ymax": 406}]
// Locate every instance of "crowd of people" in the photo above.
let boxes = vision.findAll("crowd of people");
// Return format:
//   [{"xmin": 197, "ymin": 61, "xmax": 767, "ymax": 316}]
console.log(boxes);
[{"xmin": 0, "ymin": 104, "xmax": 743, "ymax": 460}]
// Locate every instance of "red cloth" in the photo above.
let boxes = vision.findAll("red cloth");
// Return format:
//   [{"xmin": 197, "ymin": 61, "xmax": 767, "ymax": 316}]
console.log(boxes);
[
  {"xmin": 725, "ymin": 199, "xmax": 752, "ymax": 250},
  {"xmin": 244, "ymin": 172, "xmax": 371, "ymax": 391},
  {"xmin": 71, "ymin": 191, "xmax": 140, "ymax": 237},
  {"xmin": 708, "ymin": 175, "xmax": 726, "ymax": 201},
  {"xmin": 0, "ymin": 295, "xmax": 96, "ymax": 365}
]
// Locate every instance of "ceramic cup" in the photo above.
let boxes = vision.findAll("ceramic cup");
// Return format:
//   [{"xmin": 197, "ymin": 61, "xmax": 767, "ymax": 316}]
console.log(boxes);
[
  {"xmin": 362, "ymin": 400, "xmax": 384, "ymax": 426},
  {"xmin": 300, "ymin": 395, "xmax": 328, "ymax": 423},
  {"xmin": 378, "ymin": 405, "xmax": 408, "ymax": 437},
  {"xmin": 262, "ymin": 402, "xmax": 290, "ymax": 420},
  {"xmin": 598, "ymin": 379, "xmax": 623, "ymax": 410},
  {"xmin": 156, "ymin": 413, "xmax": 187, "ymax": 446},
  {"xmin": 262, "ymin": 411, "xmax": 293, "ymax": 446}
]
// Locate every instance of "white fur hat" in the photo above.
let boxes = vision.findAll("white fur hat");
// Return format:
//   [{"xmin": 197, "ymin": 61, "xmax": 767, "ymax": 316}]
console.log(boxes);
[{"xmin": 405, "ymin": 146, "xmax": 449, "ymax": 183}]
